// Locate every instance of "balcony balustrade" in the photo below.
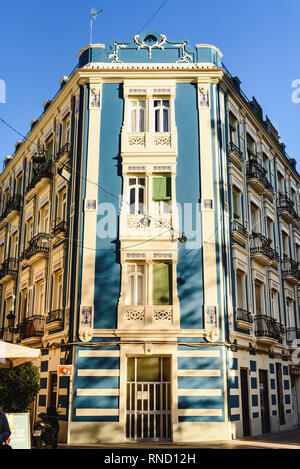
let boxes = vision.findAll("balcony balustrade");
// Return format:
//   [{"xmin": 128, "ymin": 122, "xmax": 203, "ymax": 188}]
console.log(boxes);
[
  {"xmin": 0, "ymin": 327, "xmax": 14, "ymax": 343},
  {"xmin": 250, "ymin": 232, "xmax": 279, "ymax": 266},
  {"xmin": 18, "ymin": 315, "xmax": 44, "ymax": 342},
  {"xmin": 236, "ymin": 308, "xmax": 253, "ymax": 331},
  {"xmin": 228, "ymin": 142, "xmax": 244, "ymax": 168},
  {"xmin": 55, "ymin": 142, "xmax": 71, "ymax": 162},
  {"xmin": 255, "ymin": 315, "xmax": 284, "ymax": 345},
  {"xmin": 246, "ymin": 159, "xmax": 274, "ymax": 199},
  {"xmin": 286, "ymin": 327, "xmax": 300, "ymax": 347},
  {"xmin": 281, "ymin": 258, "xmax": 300, "ymax": 285},
  {"xmin": 0, "ymin": 258, "xmax": 18, "ymax": 281},
  {"xmin": 231, "ymin": 219, "xmax": 248, "ymax": 244},
  {"xmin": 0, "ymin": 194, "xmax": 22, "ymax": 222},
  {"xmin": 278, "ymin": 195, "xmax": 300, "ymax": 226},
  {"xmin": 25, "ymin": 158, "xmax": 53, "ymax": 194},
  {"xmin": 21, "ymin": 233, "xmax": 51, "ymax": 262},
  {"xmin": 52, "ymin": 219, "xmax": 67, "ymax": 238}
]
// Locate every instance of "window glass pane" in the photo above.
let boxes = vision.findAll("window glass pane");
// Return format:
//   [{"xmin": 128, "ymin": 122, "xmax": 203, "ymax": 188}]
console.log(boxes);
[
  {"xmin": 138, "ymin": 178, "xmax": 145, "ymax": 186},
  {"xmin": 127, "ymin": 358, "xmax": 135, "ymax": 382},
  {"xmin": 137, "ymin": 358, "xmax": 160, "ymax": 382},
  {"xmin": 137, "ymin": 275, "xmax": 144, "ymax": 304},
  {"xmin": 129, "ymin": 178, "xmax": 136, "ymax": 186},
  {"xmin": 130, "ymin": 276, "xmax": 135, "ymax": 305},
  {"xmin": 138, "ymin": 188, "xmax": 144, "ymax": 214},
  {"xmin": 163, "ymin": 109, "xmax": 169, "ymax": 132},
  {"xmin": 155, "ymin": 109, "xmax": 159, "ymax": 132},
  {"xmin": 131, "ymin": 109, "xmax": 136, "ymax": 132},
  {"xmin": 137, "ymin": 265, "xmax": 144, "ymax": 273},
  {"xmin": 162, "ymin": 358, "xmax": 170, "ymax": 381},
  {"xmin": 127, "ymin": 264, "xmax": 135, "ymax": 273},
  {"xmin": 153, "ymin": 263, "xmax": 172, "ymax": 305},
  {"xmin": 139, "ymin": 109, "xmax": 145, "ymax": 132},
  {"xmin": 130, "ymin": 188, "xmax": 135, "ymax": 214},
  {"xmin": 163, "ymin": 100, "xmax": 169, "ymax": 107},
  {"xmin": 154, "ymin": 100, "xmax": 160, "ymax": 108}
]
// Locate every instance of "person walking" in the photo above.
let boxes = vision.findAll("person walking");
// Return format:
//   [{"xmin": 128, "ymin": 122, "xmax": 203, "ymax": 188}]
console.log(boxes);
[{"xmin": 0, "ymin": 410, "xmax": 11, "ymax": 449}]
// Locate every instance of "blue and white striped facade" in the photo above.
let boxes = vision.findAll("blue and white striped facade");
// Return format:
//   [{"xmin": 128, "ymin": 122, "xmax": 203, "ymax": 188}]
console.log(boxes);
[{"xmin": 0, "ymin": 31, "xmax": 299, "ymax": 444}]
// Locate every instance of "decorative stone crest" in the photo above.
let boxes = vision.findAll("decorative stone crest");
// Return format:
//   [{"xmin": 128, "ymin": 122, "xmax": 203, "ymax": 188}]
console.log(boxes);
[
  {"xmin": 173, "ymin": 41, "xmax": 193, "ymax": 63},
  {"xmin": 134, "ymin": 33, "xmax": 167, "ymax": 58},
  {"xmin": 79, "ymin": 328, "xmax": 93, "ymax": 342}
]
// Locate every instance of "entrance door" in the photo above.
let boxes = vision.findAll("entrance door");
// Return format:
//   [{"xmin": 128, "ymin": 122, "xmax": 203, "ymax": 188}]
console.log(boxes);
[
  {"xmin": 240, "ymin": 368, "xmax": 251, "ymax": 436},
  {"xmin": 259, "ymin": 370, "xmax": 270, "ymax": 433},
  {"xmin": 48, "ymin": 372, "xmax": 58, "ymax": 409},
  {"xmin": 126, "ymin": 357, "xmax": 171, "ymax": 441}
]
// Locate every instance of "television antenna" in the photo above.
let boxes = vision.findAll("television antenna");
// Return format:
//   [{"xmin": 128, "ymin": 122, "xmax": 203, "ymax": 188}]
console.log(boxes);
[{"xmin": 90, "ymin": 8, "xmax": 103, "ymax": 44}]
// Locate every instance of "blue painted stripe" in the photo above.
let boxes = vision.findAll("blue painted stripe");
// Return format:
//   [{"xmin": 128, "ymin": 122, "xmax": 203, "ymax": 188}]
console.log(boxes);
[
  {"xmin": 74, "ymin": 416, "xmax": 119, "ymax": 422},
  {"xmin": 177, "ymin": 357, "xmax": 222, "ymax": 370},
  {"xmin": 230, "ymin": 414, "xmax": 240, "ymax": 421},
  {"xmin": 77, "ymin": 357, "xmax": 120, "ymax": 369},
  {"xmin": 284, "ymin": 380, "xmax": 290, "ymax": 390},
  {"xmin": 178, "ymin": 396, "xmax": 223, "ymax": 409},
  {"xmin": 76, "ymin": 396, "xmax": 119, "ymax": 409},
  {"xmin": 229, "ymin": 395, "xmax": 239, "ymax": 409},
  {"xmin": 178, "ymin": 416, "xmax": 224, "ymax": 423},
  {"xmin": 250, "ymin": 361, "xmax": 256, "ymax": 372},
  {"xmin": 75, "ymin": 376, "xmax": 120, "ymax": 389},
  {"xmin": 178, "ymin": 376, "xmax": 223, "ymax": 389},
  {"xmin": 252, "ymin": 395, "xmax": 258, "ymax": 407},
  {"xmin": 250, "ymin": 377, "xmax": 257, "ymax": 389}
]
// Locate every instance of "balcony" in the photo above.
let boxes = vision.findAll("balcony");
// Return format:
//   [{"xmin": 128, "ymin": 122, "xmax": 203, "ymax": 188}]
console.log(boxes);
[
  {"xmin": 278, "ymin": 195, "xmax": 300, "ymax": 226},
  {"xmin": 119, "ymin": 305, "xmax": 177, "ymax": 329},
  {"xmin": 17, "ymin": 315, "xmax": 44, "ymax": 345},
  {"xmin": 281, "ymin": 258, "xmax": 300, "ymax": 285},
  {"xmin": 0, "ymin": 195, "xmax": 22, "ymax": 222},
  {"xmin": 286, "ymin": 327, "xmax": 300, "ymax": 347},
  {"xmin": 25, "ymin": 158, "xmax": 53, "ymax": 195},
  {"xmin": 255, "ymin": 315, "xmax": 283, "ymax": 346},
  {"xmin": 0, "ymin": 258, "xmax": 18, "ymax": 282},
  {"xmin": 231, "ymin": 219, "xmax": 248, "ymax": 244},
  {"xmin": 45, "ymin": 309, "xmax": 63, "ymax": 331},
  {"xmin": 52, "ymin": 219, "xmax": 67, "ymax": 239},
  {"xmin": 21, "ymin": 233, "xmax": 51, "ymax": 263},
  {"xmin": 246, "ymin": 159, "xmax": 274, "ymax": 199},
  {"xmin": 250, "ymin": 232, "xmax": 279, "ymax": 266},
  {"xmin": 236, "ymin": 308, "xmax": 253, "ymax": 331},
  {"xmin": 55, "ymin": 142, "xmax": 71, "ymax": 162},
  {"xmin": 0, "ymin": 327, "xmax": 14, "ymax": 343},
  {"xmin": 228, "ymin": 142, "xmax": 244, "ymax": 168}
]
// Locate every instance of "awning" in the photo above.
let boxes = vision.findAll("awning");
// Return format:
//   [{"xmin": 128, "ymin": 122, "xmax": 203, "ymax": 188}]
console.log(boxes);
[{"xmin": 0, "ymin": 341, "xmax": 40, "ymax": 368}]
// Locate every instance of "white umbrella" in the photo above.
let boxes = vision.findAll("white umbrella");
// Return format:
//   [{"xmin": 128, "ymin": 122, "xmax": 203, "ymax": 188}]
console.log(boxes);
[{"xmin": 0, "ymin": 341, "xmax": 40, "ymax": 368}]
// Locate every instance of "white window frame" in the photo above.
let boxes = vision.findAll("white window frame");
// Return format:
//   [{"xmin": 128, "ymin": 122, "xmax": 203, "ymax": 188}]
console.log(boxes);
[
  {"xmin": 126, "ymin": 263, "xmax": 145, "ymax": 306},
  {"xmin": 153, "ymin": 99, "xmax": 170, "ymax": 132},
  {"xmin": 128, "ymin": 176, "xmax": 146, "ymax": 215},
  {"xmin": 128, "ymin": 99, "xmax": 146, "ymax": 133}
]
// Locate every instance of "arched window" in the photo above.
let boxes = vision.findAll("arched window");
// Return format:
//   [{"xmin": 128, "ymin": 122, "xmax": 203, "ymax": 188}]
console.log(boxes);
[
  {"xmin": 126, "ymin": 264, "xmax": 145, "ymax": 305},
  {"xmin": 129, "ymin": 100, "xmax": 146, "ymax": 132},
  {"xmin": 128, "ymin": 177, "xmax": 145, "ymax": 214},
  {"xmin": 153, "ymin": 99, "xmax": 169, "ymax": 132}
]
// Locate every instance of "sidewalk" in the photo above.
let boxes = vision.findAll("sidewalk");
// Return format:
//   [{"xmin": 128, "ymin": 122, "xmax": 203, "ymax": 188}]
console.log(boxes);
[{"xmin": 58, "ymin": 428, "xmax": 300, "ymax": 450}]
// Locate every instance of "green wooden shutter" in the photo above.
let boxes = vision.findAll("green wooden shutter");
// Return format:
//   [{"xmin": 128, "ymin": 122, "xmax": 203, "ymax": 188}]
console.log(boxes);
[
  {"xmin": 153, "ymin": 262, "xmax": 172, "ymax": 305},
  {"xmin": 152, "ymin": 177, "xmax": 171, "ymax": 201}
]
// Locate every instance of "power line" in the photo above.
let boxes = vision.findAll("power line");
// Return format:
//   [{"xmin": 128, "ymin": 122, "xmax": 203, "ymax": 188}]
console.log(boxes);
[{"xmin": 137, "ymin": 0, "xmax": 168, "ymax": 35}]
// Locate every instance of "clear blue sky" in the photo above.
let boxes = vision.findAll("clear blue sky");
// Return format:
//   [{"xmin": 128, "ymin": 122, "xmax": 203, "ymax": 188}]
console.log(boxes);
[{"xmin": 0, "ymin": 0, "xmax": 299, "ymax": 168}]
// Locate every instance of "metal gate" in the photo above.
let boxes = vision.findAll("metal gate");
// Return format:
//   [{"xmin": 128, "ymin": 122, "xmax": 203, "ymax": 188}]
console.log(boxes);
[{"xmin": 126, "ymin": 357, "xmax": 171, "ymax": 441}]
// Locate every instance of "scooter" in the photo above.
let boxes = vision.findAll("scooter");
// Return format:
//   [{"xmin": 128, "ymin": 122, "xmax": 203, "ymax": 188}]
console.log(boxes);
[{"xmin": 32, "ymin": 408, "xmax": 59, "ymax": 449}]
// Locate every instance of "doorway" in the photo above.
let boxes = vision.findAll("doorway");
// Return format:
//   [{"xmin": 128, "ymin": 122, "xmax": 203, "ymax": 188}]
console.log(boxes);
[
  {"xmin": 240, "ymin": 368, "xmax": 251, "ymax": 436},
  {"xmin": 126, "ymin": 357, "xmax": 171, "ymax": 441},
  {"xmin": 259, "ymin": 369, "xmax": 270, "ymax": 433}
]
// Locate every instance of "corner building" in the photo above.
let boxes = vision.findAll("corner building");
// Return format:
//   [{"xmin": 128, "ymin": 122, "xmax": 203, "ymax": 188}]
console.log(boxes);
[{"xmin": 0, "ymin": 31, "xmax": 299, "ymax": 443}]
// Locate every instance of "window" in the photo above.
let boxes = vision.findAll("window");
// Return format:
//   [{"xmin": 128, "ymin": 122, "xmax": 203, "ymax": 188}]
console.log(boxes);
[
  {"xmin": 229, "ymin": 113, "xmax": 238, "ymax": 145},
  {"xmin": 53, "ymin": 271, "xmax": 63, "ymax": 310},
  {"xmin": 40, "ymin": 205, "xmax": 49, "ymax": 233},
  {"xmin": 12, "ymin": 233, "xmax": 18, "ymax": 258},
  {"xmin": 58, "ymin": 189, "xmax": 67, "ymax": 221},
  {"xmin": 232, "ymin": 189, "xmax": 241, "ymax": 220},
  {"xmin": 277, "ymin": 172, "xmax": 284, "ymax": 195},
  {"xmin": 281, "ymin": 231, "xmax": 289, "ymax": 259},
  {"xmin": 15, "ymin": 175, "xmax": 23, "ymax": 196},
  {"xmin": 153, "ymin": 100, "xmax": 169, "ymax": 132},
  {"xmin": 128, "ymin": 177, "xmax": 145, "ymax": 214},
  {"xmin": 20, "ymin": 290, "xmax": 28, "ymax": 320},
  {"xmin": 266, "ymin": 217, "xmax": 274, "ymax": 247},
  {"xmin": 254, "ymin": 282, "xmax": 263, "ymax": 315},
  {"xmin": 236, "ymin": 272, "xmax": 245, "ymax": 309},
  {"xmin": 25, "ymin": 218, "xmax": 34, "ymax": 247},
  {"xmin": 286, "ymin": 299, "xmax": 295, "ymax": 328},
  {"xmin": 129, "ymin": 100, "xmax": 146, "ymax": 132},
  {"xmin": 250, "ymin": 202, "xmax": 260, "ymax": 232},
  {"xmin": 153, "ymin": 262, "xmax": 172, "ymax": 305},
  {"xmin": 271, "ymin": 291, "xmax": 279, "ymax": 321},
  {"xmin": 152, "ymin": 176, "xmax": 171, "ymax": 215},
  {"xmin": 35, "ymin": 282, "xmax": 45, "ymax": 316},
  {"xmin": 126, "ymin": 264, "xmax": 145, "ymax": 306},
  {"xmin": 65, "ymin": 119, "xmax": 71, "ymax": 144},
  {"xmin": 0, "ymin": 244, "xmax": 4, "ymax": 264},
  {"xmin": 246, "ymin": 134, "xmax": 255, "ymax": 159}
]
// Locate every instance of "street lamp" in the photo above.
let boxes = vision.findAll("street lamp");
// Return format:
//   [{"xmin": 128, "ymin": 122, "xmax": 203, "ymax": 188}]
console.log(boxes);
[{"xmin": 6, "ymin": 310, "xmax": 15, "ymax": 331}]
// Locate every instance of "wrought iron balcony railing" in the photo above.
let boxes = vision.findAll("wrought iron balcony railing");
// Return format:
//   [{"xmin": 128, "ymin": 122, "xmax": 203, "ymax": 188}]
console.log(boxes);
[
  {"xmin": 281, "ymin": 258, "xmax": 300, "ymax": 281},
  {"xmin": 52, "ymin": 219, "xmax": 67, "ymax": 237},
  {"xmin": 286, "ymin": 327, "xmax": 300, "ymax": 346},
  {"xmin": 18, "ymin": 315, "xmax": 44, "ymax": 340},
  {"xmin": 0, "ymin": 194, "xmax": 22, "ymax": 221},
  {"xmin": 0, "ymin": 327, "xmax": 14, "ymax": 343},
  {"xmin": 46, "ymin": 309, "xmax": 63, "ymax": 324},
  {"xmin": 228, "ymin": 141, "xmax": 244, "ymax": 165},
  {"xmin": 246, "ymin": 159, "xmax": 274, "ymax": 195},
  {"xmin": 55, "ymin": 142, "xmax": 71, "ymax": 162},
  {"xmin": 25, "ymin": 158, "xmax": 53, "ymax": 194},
  {"xmin": 250, "ymin": 232, "xmax": 279, "ymax": 262},
  {"xmin": 255, "ymin": 315, "xmax": 283, "ymax": 341},
  {"xmin": 278, "ymin": 195, "xmax": 300, "ymax": 223},
  {"xmin": 236, "ymin": 308, "xmax": 253, "ymax": 323},
  {"xmin": 21, "ymin": 233, "xmax": 51, "ymax": 261},
  {"xmin": 232, "ymin": 219, "xmax": 248, "ymax": 238},
  {"xmin": 0, "ymin": 257, "xmax": 18, "ymax": 280}
]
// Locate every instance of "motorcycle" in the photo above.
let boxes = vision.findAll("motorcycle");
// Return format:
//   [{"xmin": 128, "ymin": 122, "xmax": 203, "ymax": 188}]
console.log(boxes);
[{"xmin": 32, "ymin": 408, "xmax": 60, "ymax": 449}]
